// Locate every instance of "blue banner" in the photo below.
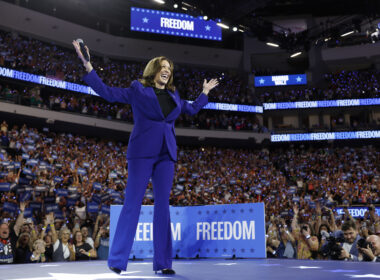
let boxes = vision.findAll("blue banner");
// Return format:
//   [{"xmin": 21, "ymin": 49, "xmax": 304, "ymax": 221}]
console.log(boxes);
[
  {"xmin": 255, "ymin": 74, "xmax": 307, "ymax": 87},
  {"xmin": 263, "ymin": 98, "xmax": 380, "ymax": 110},
  {"xmin": 110, "ymin": 203, "xmax": 266, "ymax": 258},
  {"xmin": 335, "ymin": 207, "xmax": 380, "ymax": 218},
  {"xmin": 271, "ymin": 130, "xmax": 380, "ymax": 142},
  {"xmin": 130, "ymin": 7, "xmax": 221, "ymax": 41}
]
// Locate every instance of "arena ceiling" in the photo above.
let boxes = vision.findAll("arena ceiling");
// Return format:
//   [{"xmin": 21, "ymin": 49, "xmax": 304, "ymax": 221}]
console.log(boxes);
[{"xmin": 2, "ymin": 0, "xmax": 380, "ymax": 50}]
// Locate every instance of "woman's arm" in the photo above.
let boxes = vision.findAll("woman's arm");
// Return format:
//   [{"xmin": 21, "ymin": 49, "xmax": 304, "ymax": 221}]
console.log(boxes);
[
  {"xmin": 180, "ymin": 78, "xmax": 218, "ymax": 115},
  {"xmin": 72, "ymin": 40, "xmax": 133, "ymax": 104}
]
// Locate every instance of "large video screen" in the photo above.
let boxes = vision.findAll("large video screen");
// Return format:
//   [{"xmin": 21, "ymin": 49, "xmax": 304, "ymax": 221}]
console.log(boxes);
[
  {"xmin": 255, "ymin": 74, "xmax": 307, "ymax": 87},
  {"xmin": 130, "ymin": 7, "xmax": 222, "ymax": 41}
]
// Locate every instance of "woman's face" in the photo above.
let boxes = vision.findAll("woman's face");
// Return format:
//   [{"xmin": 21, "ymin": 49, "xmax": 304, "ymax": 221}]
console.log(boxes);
[
  {"xmin": 61, "ymin": 230, "xmax": 70, "ymax": 242},
  {"xmin": 75, "ymin": 232, "xmax": 83, "ymax": 243},
  {"xmin": 20, "ymin": 234, "xmax": 30, "ymax": 245},
  {"xmin": 44, "ymin": 235, "xmax": 52, "ymax": 246},
  {"xmin": 154, "ymin": 60, "xmax": 171, "ymax": 89},
  {"xmin": 34, "ymin": 241, "xmax": 46, "ymax": 253}
]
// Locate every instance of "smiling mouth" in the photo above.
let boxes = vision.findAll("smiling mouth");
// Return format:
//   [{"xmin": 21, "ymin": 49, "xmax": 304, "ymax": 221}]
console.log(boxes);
[{"xmin": 161, "ymin": 73, "xmax": 169, "ymax": 80}]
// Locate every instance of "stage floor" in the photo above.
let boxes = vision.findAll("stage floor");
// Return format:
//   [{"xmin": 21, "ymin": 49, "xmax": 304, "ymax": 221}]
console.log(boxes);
[{"xmin": 0, "ymin": 258, "xmax": 379, "ymax": 280}]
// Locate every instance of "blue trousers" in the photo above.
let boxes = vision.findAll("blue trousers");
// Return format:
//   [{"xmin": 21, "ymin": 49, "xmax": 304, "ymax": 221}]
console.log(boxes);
[{"xmin": 108, "ymin": 144, "xmax": 175, "ymax": 271}]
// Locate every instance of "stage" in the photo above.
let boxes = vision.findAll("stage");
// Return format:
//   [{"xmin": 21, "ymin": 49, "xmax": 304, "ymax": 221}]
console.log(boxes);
[{"xmin": 0, "ymin": 259, "xmax": 378, "ymax": 280}]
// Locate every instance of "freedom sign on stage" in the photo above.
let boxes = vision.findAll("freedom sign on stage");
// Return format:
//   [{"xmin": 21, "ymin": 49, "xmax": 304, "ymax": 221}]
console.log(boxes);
[{"xmin": 110, "ymin": 203, "xmax": 266, "ymax": 258}]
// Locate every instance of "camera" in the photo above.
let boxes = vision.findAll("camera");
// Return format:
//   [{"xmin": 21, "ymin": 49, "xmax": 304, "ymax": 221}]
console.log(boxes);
[
  {"xmin": 321, "ymin": 235, "xmax": 345, "ymax": 260},
  {"xmin": 357, "ymin": 238, "xmax": 374, "ymax": 261}
]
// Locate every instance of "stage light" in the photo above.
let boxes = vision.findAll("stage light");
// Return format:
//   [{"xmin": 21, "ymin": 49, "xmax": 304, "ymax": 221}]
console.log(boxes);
[
  {"xmin": 290, "ymin": 52, "xmax": 302, "ymax": 58},
  {"xmin": 340, "ymin": 30, "xmax": 354, "ymax": 37},
  {"xmin": 266, "ymin": 42, "xmax": 279, "ymax": 47},
  {"xmin": 217, "ymin": 22, "xmax": 229, "ymax": 29},
  {"xmin": 203, "ymin": 15, "xmax": 208, "ymax": 20},
  {"xmin": 232, "ymin": 27, "xmax": 238, "ymax": 32},
  {"xmin": 181, "ymin": 6, "xmax": 188, "ymax": 10},
  {"xmin": 324, "ymin": 37, "xmax": 331, "ymax": 42},
  {"xmin": 153, "ymin": 0, "xmax": 165, "ymax": 4},
  {"xmin": 238, "ymin": 29, "xmax": 244, "ymax": 32},
  {"xmin": 173, "ymin": 3, "xmax": 178, "ymax": 8}
]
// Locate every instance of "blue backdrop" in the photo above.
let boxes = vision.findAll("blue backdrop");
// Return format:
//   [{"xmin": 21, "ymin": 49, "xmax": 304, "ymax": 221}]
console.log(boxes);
[{"xmin": 110, "ymin": 203, "xmax": 266, "ymax": 259}]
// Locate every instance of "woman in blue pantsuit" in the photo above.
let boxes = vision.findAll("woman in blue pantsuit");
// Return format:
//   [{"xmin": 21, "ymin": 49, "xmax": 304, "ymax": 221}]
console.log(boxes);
[{"xmin": 73, "ymin": 41, "xmax": 218, "ymax": 274}]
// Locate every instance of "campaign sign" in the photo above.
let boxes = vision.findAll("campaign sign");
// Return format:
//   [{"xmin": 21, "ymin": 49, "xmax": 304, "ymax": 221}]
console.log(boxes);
[
  {"xmin": 255, "ymin": 74, "xmax": 307, "ymax": 87},
  {"xmin": 130, "ymin": 7, "xmax": 222, "ymax": 41},
  {"xmin": 110, "ymin": 203, "xmax": 266, "ymax": 259},
  {"xmin": 335, "ymin": 207, "xmax": 380, "ymax": 218}
]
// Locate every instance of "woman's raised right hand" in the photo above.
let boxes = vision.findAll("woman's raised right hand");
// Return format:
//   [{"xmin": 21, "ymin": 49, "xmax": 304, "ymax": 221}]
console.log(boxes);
[{"xmin": 72, "ymin": 40, "xmax": 93, "ymax": 72}]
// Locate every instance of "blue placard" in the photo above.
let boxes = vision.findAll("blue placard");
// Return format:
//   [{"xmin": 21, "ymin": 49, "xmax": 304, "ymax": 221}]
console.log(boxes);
[
  {"xmin": 255, "ymin": 74, "xmax": 307, "ymax": 87},
  {"xmin": 0, "ymin": 182, "xmax": 10, "ymax": 192},
  {"xmin": 56, "ymin": 188, "xmax": 69, "ymax": 197},
  {"xmin": 110, "ymin": 203, "xmax": 266, "ymax": 258},
  {"xmin": 130, "ymin": 7, "xmax": 221, "ymax": 41},
  {"xmin": 335, "ymin": 207, "xmax": 380, "ymax": 218},
  {"xmin": 87, "ymin": 202, "xmax": 99, "ymax": 213},
  {"xmin": 271, "ymin": 130, "xmax": 380, "ymax": 142}
]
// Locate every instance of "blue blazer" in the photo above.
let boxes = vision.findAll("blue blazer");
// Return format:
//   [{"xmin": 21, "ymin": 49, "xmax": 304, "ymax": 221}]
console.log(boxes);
[{"xmin": 83, "ymin": 70, "xmax": 208, "ymax": 160}]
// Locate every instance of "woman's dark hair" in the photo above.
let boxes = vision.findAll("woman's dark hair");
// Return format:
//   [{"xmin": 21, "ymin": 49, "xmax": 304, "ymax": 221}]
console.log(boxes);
[{"xmin": 139, "ymin": 56, "xmax": 175, "ymax": 92}]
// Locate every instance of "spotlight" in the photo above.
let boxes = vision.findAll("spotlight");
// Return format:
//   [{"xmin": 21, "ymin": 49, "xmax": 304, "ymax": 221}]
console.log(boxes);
[
  {"xmin": 173, "ymin": 3, "xmax": 178, "ymax": 8},
  {"xmin": 153, "ymin": 0, "xmax": 165, "ymax": 4},
  {"xmin": 181, "ymin": 6, "xmax": 188, "ymax": 10},
  {"xmin": 232, "ymin": 27, "xmax": 238, "ymax": 32},
  {"xmin": 266, "ymin": 42, "xmax": 279, "ymax": 47},
  {"xmin": 217, "ymin": 22, "xmax": 229, "ymax": 29},
  {"xmin": 203, "ymin": 15, "xmax": 208, "ymax": 20},
  {"xmin": 340, "ymin": 30, "xmax": 354, "ymax": 37},
  {"xmin": 290, "ymin": 52, "xmax": 302, "ymax": 58}
]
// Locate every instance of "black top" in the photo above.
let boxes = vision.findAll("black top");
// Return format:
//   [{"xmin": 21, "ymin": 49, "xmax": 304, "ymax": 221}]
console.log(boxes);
[
  {"xmin": 75, "ymin": 242, "xmax": 92, "ymax": 261},
  {"xmin": 153, "ymin": 88, "xmax": 176, "ymax": 118}
]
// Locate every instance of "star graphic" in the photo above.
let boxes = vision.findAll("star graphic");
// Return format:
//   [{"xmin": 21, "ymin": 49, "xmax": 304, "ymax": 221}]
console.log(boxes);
[
  {"xmin": 259, "ymin": 78, "xmax": 265, "ymax": 84},
  {"xmin": 142, "ymin": 17, "xmax": 149, "ymax": 23},
  {"xmin": 205, "ymin": 25, "xmax": 211, "ymax": 31},
  {"xmin": 346, "ymin": 274, "xmax": 380, "ymax": 279},
  {"xmin": 296, "ymin": 76, "xmax": 302, "ymax": 82}
]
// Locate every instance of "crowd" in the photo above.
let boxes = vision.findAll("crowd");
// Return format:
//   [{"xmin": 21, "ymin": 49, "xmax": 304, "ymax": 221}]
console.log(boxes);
[
  {"xmin": 0, "ymin": 82, "xmax": 266, "ymax": 133},
  {"xmin": 0, "ymin": 29, "xmax": 253, "ymax": 105},
  {"xmin": 3, "ymin": 29, "xmax": 380, "ymax": 107},
  {"xmin": 0, "ymin": 121, "xmax": 379, "ymax": 263}
]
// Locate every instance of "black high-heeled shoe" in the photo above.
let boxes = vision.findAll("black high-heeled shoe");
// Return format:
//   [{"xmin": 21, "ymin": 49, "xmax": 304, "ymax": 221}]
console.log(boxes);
[
  {"xmin": 109, "ymin": 266, "xmax": 122, "ymax": 275},
  {"xmin": 155, "ymin": 268, "xmax": 176, "ymax": 275}
]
